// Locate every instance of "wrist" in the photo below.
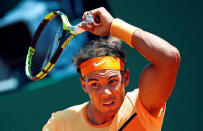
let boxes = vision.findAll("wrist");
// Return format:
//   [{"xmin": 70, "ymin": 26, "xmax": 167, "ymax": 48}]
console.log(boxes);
[
  {"xmin": 110, "ymin": 18, "xmax": 141, "ymax": 47},
  {"xmin": 107, "ymin": 17, "xmax": 114, "ymax": 35}
]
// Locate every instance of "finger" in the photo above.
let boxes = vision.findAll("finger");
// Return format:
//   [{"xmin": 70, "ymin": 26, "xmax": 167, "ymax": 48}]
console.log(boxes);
[
  {"xmin": 89, "ymin": 7, "xmax": 103, "ymax": 16},
  {"xmin": 89, "ymin": 7, "xmax": 107, "ymax": 25},
  {"xmin": 86, "ymin": 22, "xmax": 94, "ymax": 28},
  {"xmin": 79, "ymin": 23, "xmax": 94, "ymax": 32},
  {"xmin": 82, "ymin": 11, "xmax": 90, "ymax": 21},
  {"xmin": 94, "ymin": 15, "xmax": 101, "ymax": 24}
]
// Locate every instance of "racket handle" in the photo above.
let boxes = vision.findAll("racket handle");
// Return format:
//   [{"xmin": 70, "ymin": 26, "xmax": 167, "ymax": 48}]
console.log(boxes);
[
  {"xmin": 74, "ymin": 14, "xmax": 101, "ymax": 34},
  {"xmin": 84, "ymin": 14, "xmax": 101, "ymax": 27},
  {"xmin": 74, "ymin": 26, "xmax": 85, "ymax": 34}
]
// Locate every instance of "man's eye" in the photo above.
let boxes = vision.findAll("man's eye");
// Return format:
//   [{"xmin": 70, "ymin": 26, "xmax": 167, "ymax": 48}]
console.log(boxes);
[
  {"xmin": 109, "ymin": 79, "xmax": 118, "ymax": 84},
  {"xmin": 92, "ymin": 83, "xmax": 100, "ymax": 87}
]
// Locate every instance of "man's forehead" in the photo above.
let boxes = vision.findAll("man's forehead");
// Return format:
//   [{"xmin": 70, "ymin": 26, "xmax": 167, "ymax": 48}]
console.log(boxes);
[{"xmin": 85, "ymin": 69, "xmax": 121, "ymax": 79}]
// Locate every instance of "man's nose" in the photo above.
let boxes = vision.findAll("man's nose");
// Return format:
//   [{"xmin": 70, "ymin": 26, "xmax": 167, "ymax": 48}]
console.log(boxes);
[{"xmin": 102, "ymin": 88, "xmax": 112, "ymax": 97}]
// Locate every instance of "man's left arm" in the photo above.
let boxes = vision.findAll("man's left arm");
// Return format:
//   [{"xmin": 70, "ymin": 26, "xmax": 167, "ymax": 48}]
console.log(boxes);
[{"xmin": 130, "ymin": 29, "xmax": 180, "ymax": 117}]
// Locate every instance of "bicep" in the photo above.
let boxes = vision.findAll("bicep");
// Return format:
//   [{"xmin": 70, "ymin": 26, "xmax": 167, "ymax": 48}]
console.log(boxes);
[{"xmin": 138, "ymin": 63, "xmax": 178, "ymax": 116}]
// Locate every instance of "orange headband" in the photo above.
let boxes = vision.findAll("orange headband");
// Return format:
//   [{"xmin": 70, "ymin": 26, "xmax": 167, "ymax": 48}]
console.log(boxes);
[{"xmin": 80, "ymin": 56, "xmax": 124, "ymax": 77}]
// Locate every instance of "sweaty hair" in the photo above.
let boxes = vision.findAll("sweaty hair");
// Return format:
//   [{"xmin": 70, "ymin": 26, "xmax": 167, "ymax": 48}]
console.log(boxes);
[{"xmin": 72, "ymin": 39, "xmax": 127, "ymax": 74}]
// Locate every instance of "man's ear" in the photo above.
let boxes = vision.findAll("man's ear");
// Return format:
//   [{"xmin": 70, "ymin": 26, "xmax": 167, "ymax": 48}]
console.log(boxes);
[
  {"xmin": 80, "ymin": 77, "xmax": 88, "ymax": 93},
  {"xmin": 124, "ymin": 69, "xmax": 130, "ymax": 86}
]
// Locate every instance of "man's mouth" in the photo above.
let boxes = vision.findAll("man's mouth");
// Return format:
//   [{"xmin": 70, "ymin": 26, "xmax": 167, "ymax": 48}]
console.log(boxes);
[{"xmin": 103, "ymin": 101, "xmax": 115, "ymax": 107}]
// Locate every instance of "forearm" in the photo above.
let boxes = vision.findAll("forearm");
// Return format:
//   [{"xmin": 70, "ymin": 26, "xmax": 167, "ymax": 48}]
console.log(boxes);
[
  {"xmin": 132, "ymin": 30, "xmax": 180, "ymax": 68},
  {"xmin": 110, "ymin": 19, "xmax": 180, "ymax": 69}
]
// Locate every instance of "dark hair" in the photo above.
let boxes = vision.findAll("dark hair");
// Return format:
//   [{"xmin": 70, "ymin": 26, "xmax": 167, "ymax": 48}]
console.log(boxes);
[{"xmin": 72, "ymin": 39, "xmax": 127, "ymax": 74}]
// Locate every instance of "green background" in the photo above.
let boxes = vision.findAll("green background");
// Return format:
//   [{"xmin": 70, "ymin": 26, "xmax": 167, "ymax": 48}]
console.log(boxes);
[{"xmin": 0, "ymin": 0, "xmax": 202, "ymax": 130}]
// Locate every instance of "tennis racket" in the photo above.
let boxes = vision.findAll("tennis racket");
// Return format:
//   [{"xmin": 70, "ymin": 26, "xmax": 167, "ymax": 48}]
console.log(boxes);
[{"xmin": 25, "ymin": 11, "xmax": 100, "ymax": 81}]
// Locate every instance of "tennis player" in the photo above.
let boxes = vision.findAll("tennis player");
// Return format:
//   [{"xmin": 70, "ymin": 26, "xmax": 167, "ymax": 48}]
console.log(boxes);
[{"xmin": 43, "ymin": 7, "xmax": 180, "ymax": 131}]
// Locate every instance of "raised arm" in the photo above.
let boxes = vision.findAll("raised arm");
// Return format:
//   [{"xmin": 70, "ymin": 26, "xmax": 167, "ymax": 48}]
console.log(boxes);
[
  {"xmin": 80, "ymin": 7, "xmax": 181, "ymax": 117},
  {"xmin": 131, "ymin": 29, "xmax": 180, "ymax": 116}
]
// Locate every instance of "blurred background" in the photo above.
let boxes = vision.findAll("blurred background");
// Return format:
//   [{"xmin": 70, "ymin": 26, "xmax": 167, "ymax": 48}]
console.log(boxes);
[{"xmin": 0, "ymin": 0, "xmax": 202, "ymax": 130}]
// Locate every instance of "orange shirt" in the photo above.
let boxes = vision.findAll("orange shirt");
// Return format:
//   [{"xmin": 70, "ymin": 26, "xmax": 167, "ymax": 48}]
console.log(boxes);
[{"xmin": 43, "ymin": 89, "xmax": 165, "ymax": 131}]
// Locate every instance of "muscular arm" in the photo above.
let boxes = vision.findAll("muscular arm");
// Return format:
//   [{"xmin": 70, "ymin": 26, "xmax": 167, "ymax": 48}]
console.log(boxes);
[
  {"xmin": 131, "ymin": 29, "xmax": 180, "ymax": 116},
  {"xmin": 80, "ymin": 7, "xmax": 181, "ymax": 117}
]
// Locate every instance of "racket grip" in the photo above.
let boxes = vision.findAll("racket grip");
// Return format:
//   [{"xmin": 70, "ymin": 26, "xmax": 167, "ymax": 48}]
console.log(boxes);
[
  {"xmin": 74, "ymin": 26, "xmax": 85, "ymax": 34},
  {"xmin": 84, "ymin": 14, "xmax": 101, "ymax": 26},
  {"xmin": 74, "ymin": 14, "xmax": 101, "ymax": 34}
]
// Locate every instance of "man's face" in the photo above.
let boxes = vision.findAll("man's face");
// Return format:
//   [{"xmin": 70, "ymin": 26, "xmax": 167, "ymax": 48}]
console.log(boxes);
[{"xmin": 81, "ymin": 69, "xmax": 129, "ymax": 116}]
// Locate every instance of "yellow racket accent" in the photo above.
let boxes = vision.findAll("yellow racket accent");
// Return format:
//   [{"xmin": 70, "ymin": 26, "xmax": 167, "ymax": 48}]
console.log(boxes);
[
  {"xmin": 61, "ymin": 35, "xmax": 75, "ymax": 49},
  {"xmin": 44, "ymin": 12, "xmax": 57, "ymax": 20}
]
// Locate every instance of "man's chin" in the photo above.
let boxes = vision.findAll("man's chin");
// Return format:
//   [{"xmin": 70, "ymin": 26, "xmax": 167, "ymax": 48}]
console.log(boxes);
[{"xmin": 101, "ymin": 107, "xmax": 119, "ymax": 116}]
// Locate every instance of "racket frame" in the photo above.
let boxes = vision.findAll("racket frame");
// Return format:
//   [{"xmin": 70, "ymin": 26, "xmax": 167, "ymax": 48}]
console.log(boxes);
[{"xmin": 25, "ymin": 11, "xmax": 76, "ymax": 81}]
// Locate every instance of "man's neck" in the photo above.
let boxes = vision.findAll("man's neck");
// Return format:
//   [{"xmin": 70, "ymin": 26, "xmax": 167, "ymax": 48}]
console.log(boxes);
[{"xmin": 86, "ymin": 102, "xmax": 115, "ymax": 125}]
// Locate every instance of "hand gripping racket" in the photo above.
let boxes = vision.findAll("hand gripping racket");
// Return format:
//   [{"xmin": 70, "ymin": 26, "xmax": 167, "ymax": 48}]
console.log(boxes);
[{"xmin": 25, "ymin": 11, "xmax": 100, "ymax": 81}]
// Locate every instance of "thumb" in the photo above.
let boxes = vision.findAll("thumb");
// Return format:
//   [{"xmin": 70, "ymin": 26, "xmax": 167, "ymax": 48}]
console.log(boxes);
[{"xmin": 78, "ymin": 22, "xmax": 94, "ymax": 33}]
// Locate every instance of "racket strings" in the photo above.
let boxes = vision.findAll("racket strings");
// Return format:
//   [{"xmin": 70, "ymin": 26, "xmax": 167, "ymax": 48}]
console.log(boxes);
[
  {"xmin": 31, "ymin": 51, "xmax": 47, "ymax": 74},
  {"xmin": 30, "ymin": 15, "xmax": 64, "ymax": 77}
]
